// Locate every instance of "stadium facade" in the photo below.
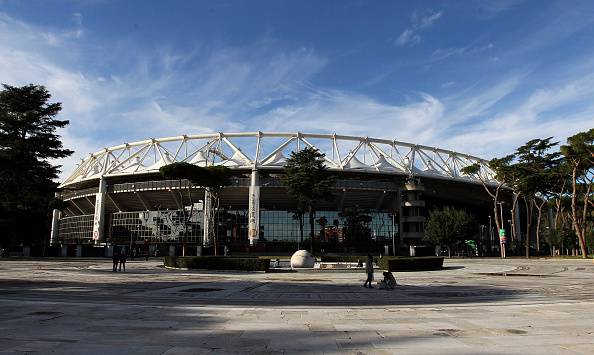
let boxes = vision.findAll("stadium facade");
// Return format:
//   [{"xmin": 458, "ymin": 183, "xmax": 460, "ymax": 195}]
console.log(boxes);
[{"xmin": 51, "ymin": 132, "xmax": 509, "ymax": 256}]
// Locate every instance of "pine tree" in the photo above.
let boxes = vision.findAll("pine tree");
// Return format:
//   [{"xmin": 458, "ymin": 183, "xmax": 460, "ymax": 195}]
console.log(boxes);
[
  {"xmin": 0, "ymin": 84, "xmax": 73, "ymax": 246},
  {"xmin": 281, "ymin": 147, "xmax": 334, "ymax": 253}
]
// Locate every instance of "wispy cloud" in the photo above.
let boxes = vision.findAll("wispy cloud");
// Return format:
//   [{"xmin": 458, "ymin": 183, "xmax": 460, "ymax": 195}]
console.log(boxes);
[
  {"xmin": 395, "ymin": 10, "xmax": 443, "ymax": 47},
  {"xmin": 0, "ymin": 13, "xmax": 327, "ymax": 178},
  {"xmin": 431, "ymin": 42, "xmax": 494, "ymax": 61}
]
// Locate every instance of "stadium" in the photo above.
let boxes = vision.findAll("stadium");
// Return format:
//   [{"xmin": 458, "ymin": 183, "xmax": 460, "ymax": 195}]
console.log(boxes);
[{"xmin": 51, "ymin": 132, "xmax": 510, "ymax": 256}]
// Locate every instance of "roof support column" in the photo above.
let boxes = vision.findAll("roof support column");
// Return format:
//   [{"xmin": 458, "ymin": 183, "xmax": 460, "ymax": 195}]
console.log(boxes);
[
  {"xmin": 203, "ymin": 188, "xmax": 212, "ymax": 247},
  {"xmin": 92, "ymin": 177, "xmax": 107, "ymax": 244},
  {"xmin": 248, "ymin": 169, "xmax": 260, "ymax": 246},
  {"xmin": 49, "ymin": 192, "xmax": 61, "ymax": 246}
]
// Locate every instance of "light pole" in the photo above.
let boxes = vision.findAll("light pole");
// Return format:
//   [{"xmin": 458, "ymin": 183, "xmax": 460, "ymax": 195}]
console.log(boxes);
[
  {"xmin": 488, "ymin": 215, "xmax": 493, "ymax": 255},
  {"xmin": 391, "ymin": 212, "xmax": 396, "ymax": 256}
]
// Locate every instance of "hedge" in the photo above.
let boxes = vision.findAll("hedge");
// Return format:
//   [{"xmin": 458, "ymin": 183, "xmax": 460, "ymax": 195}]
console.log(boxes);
[
  {"xmin": 319, "ymin": 255, "xmax": 365, "ymax": 263},
  {"xmin": 376, "ymin": 256, "xmax": 444, "ymax": 272},
  {"xmin": 163, "ymin": 256, "xmax": 270, "ymax": 271}
]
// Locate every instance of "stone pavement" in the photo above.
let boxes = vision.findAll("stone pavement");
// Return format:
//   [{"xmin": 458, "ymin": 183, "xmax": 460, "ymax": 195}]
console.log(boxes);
[{"xmin": 1, "ymin": 258, "xmax": 594, "ymax": 354}]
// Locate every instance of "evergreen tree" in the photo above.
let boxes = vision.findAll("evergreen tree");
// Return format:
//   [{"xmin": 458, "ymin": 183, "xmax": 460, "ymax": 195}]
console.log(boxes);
[
  {"xmin": 281, "ymin": 147, "xmax": 334, "ymax": 252},
  {"xmin": 423, "ymin": 206, "xmax": 477, "ymax": 257},
  {"xmin": 0, "ymin": 84, "xmax": 73, "ymax": 247},
  {"xmin": 560, "ymin": 128, "xmax": 594, "ymax": 258}
]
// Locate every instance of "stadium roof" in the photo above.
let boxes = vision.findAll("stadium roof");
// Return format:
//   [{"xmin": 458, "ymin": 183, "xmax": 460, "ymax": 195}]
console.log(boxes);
[{"xmin": 59, "ymin": 132, "xmax": 497, "ymax": 188}]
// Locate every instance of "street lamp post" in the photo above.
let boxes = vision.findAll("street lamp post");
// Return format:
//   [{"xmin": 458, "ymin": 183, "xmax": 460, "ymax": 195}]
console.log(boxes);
[{"xmin": 488, "ymin": 215, "xmax": 493, "ymax": 255}]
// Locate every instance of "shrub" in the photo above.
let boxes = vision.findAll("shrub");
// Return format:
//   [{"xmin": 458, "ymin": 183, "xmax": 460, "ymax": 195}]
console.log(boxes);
[
  {"xmin": 319, "ymin": 255, "xmax": 365, "ymax": 263},
  {"xmin": 376, "ymin": 256, "xmax": 444, "ymax": 272},
  {"xmin": 163, "ymin": 256, "xmax": 270, "ymax": 271}
]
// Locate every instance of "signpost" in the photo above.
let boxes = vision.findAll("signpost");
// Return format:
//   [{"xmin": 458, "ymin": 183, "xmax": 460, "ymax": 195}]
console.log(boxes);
[{"xmin": 499, "ymin": 229, "xmax": 507, "ymax": 258}]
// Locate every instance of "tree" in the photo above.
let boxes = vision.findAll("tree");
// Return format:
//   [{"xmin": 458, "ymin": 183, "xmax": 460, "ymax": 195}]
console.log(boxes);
[
  {"xmin": 194, "ymin": 165, "xmax": 232, "ymax": 255},
  {"xmin": 0, "ymin": 84, "xmax": 73, "ymax": 247},
  {"xmin": 159, "ymin": 162, "xmax": 201, "ymax": 240},
  {"xmin": 560, "ymin": 128, "xmax": 594, "ymax": 258},
  {"xmin": 160, "ymin": 163, "xmax": 231, "ymax": 254},
  {"xmin": 339, "ymin": 207, "xmax": 373, "ymax": 247},
  {"xmin": 513, "ymin": 138, "xmax": 562, "ymax": 257},
  {"xmin": 317, "ymin": 216, "xmax": 328, "ymax": 241},
  {"xmin": 423, "ymin": 206, "xmax": 478, "ymax": 257},
  {"xmin": 281, "ymin": 147, "xmax": 334, "ymax": 252},
  {"xmin": 461, "ymin": 160, "xmax": 508, "ymax": 240}
]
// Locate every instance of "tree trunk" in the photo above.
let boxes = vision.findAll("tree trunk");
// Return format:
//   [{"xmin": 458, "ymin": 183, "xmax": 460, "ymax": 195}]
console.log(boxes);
[
  {"xmin": 570, "ymin": 166, "xmax": 588, "ymax": 258},
  {"xmin": 535, "ymin": 199, "xmax": 546, "ymax": 254},
  {"xmin": 524, "ymin": 197, "xmax": 533, "ymax": 258},
  {"xmin": 308, "ymin": 205, "xmax": 315, "ymax": 254},
  {"xmin": 492, "ymin": 189, "xmax": 502, "ymax": 236},
  {"xmin": 580, "ymin": 176, "xmax": 592, "ymax": 257},
  {"xmin": 298, "ymin": 212, "xmax": 304, "ymax": 249},
  {"xmin": 511, "ymin": 193, "xmax": 520, "ymax": 241},
  {"xmin": 554, "ymin": 180, "xmax": 566, "ymax": 231}
]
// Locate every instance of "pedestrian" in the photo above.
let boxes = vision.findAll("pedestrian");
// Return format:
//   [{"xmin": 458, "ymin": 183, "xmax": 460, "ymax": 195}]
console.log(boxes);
[
  {"xmin": 364, "ymin": 253, "xmax": 374, "ymax": 288},
  {"xmin": 119, "ymin": 250, "xmax": 127, "ymax": 272},
  {"xmin": 112, "ymin": 248, "xmax": 120, "ymax": 272},
  {"xmin": 133, "ymin": 248, "xmax": 137, "ymax": 260}
]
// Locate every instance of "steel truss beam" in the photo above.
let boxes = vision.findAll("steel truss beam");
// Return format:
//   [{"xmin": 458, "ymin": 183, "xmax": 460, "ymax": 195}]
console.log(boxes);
[{"xmin": 60, "ymin": 132, "xmax": 498, "ymax": 188}]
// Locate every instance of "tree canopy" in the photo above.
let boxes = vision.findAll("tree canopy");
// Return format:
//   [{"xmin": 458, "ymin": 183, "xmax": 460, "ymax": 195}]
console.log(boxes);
[
  {"xmin": 281, "ymin": 147, "xmax": 334, "ymax": 250},
  {"xmin": 423, "ymin": 206, "xmax": 477, "ymax": 251},
  {"xmin": 0, "ymin": 84, "xmax": 73, "ymax": 246}
]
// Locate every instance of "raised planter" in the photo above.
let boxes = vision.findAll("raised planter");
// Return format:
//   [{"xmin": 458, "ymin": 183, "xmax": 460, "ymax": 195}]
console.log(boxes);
[
  {"xmin": 163, "ymin": 256, "xmax": 270, "ymax": 272},
  {"xmin": 376, "ymin": 256, "xmax": 444, "ymax": 272}
]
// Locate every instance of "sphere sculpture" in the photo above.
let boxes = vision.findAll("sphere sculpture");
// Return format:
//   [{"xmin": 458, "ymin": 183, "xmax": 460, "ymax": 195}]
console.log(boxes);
[{"xmin": 290, "ymin": 250, "xmax": 315, "ymax": 268}]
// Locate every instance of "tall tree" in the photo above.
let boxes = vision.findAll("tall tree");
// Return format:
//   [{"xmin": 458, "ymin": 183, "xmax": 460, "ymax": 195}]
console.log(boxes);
[
  {"xmin": 160, "ymin": 163, "xmax": 231, "ymax": 254},
  {"xmin": 560, "ymin": 128, "xmax": 594, "ymax": 258},
  {"xmin": 159, "ymin": 162, "xmax": 200, "ymax": 240},
  {"xmin": 281, "ymin": 147, "xmax": 334, "ymax": 253},
  {"xmin": 423, "ymin": 206, "xmax": 478, "ymax": 257},
  {"xmin": 195, "ymin": 165, "xmax": 232, "ymax": 255},
  {"xmin": 0, "ymin": 84, "xmax": 73, "ymax": 247},
  {"xmin": 461, "ymin": 159, "xmax": 509, "ymax": 239},
  {"xmin": 339, "ymin": 207, "xmax": 373, "ymax": 247},
  {"xmin": 514, "ymin": 138, "xmax": 562, "ymax": 257}
]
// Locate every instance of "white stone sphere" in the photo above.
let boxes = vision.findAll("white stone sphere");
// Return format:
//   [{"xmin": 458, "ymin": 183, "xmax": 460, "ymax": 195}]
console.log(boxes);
[{"xmin": 290, "ymin": 250, "xmax": 315, "ymax": 268}]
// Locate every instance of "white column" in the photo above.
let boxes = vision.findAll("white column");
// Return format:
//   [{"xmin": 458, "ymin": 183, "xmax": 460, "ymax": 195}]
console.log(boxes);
[
  {"xmin": 49, "ymin": 193, "xmax": 61, "ymax": 245},
  {"xmin": 248, "ymin": 169, "xmax": 260, "ymax": 246},
  {"xmin": 92, "ymin": 177, "xmax": 107, "ymax": 244},
  {"xmin": 203, "ymin": 188, "xmax": 212, "ymax": 247}
]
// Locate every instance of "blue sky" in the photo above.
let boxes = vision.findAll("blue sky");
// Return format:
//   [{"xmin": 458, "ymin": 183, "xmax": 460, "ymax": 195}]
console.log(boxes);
[{"xmin": 1, "ymin": 0, "xmax": 594, "ymax": 179}]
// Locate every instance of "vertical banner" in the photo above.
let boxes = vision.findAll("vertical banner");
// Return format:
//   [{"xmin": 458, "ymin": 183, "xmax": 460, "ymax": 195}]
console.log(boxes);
[
  {"xmin": 92, "ymin": 178, "xmax": 107, "ymax": 243},
  {"xmin": 248, "ymin": 185, "xmax": 260, "ymax": 245}
]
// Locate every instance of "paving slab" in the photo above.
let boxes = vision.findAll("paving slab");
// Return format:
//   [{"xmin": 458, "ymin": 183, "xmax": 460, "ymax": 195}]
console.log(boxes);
[{"xmin": 0, "ymin": 258, "xmax": 594, "ymax": 354}]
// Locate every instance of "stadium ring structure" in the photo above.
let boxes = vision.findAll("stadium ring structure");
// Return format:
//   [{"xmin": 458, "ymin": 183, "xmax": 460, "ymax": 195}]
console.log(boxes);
[{"xmin": 52, "ymin": 132, "xmax": 510, "ymax": 257}]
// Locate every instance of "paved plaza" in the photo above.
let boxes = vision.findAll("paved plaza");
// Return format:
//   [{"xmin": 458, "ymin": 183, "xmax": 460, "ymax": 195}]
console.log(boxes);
[{"xmin": 1, "ymin": 258, "xmax": 594, "ymax": 354}]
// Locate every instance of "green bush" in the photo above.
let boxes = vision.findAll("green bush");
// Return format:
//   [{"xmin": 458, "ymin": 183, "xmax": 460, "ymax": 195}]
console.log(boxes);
[
  {"xmin": 163, "ymin": 256, "xmax": 270, "ymax": 271},
  {"xmin": 319, "ymin": 255, "xmax": 365, "ymax": 263},
  {"xmin": 376, "ymin": 256, "xmax": 444, "ymax": 272}
]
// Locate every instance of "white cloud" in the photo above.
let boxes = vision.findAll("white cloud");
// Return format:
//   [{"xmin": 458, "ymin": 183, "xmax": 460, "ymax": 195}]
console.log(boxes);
[
  {"xmin": 0, "ymin": 13, "xmax": 327, "ymax": 180},
  {"xmin": 395, "ymin": 10, "xmax": 443, "ymax": 47},
  {"xmin": 251, "ymin": 90, "xmax": 444, "ymax": 144},
  {"xmin": 413, "ymin": 10, "xmax": 443, "ymax": 30},
  {"xmin": 440, "ymin": 72, "xmax": 594, "ymax": 158},
  {"xmin": 396, "ymin": 29, "xmax": 421, "ymax": 46}
]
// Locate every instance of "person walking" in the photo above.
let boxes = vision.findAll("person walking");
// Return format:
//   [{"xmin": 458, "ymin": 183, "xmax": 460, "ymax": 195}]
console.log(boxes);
[
  {"xmin": 112, "ymin": 248, "xmax": 120, "ymax": 272},
  {"xmin": 119, "ymin": 250, "xmax": 127, "ymax": 272},
  {"xmin": 364, "ymin": 253, "xmax": 374, "ymax": 288}
]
